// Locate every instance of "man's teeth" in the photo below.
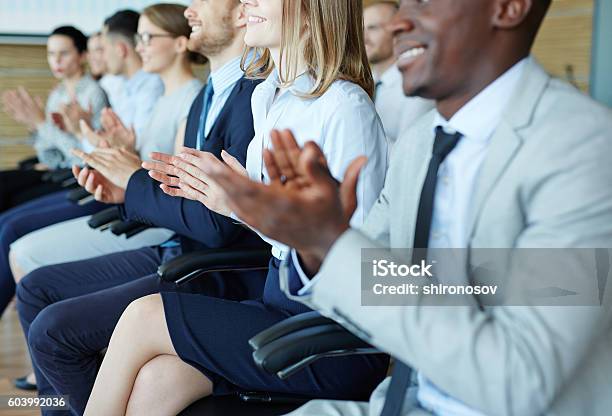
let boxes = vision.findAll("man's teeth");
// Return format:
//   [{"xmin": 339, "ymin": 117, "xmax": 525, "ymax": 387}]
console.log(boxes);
[
  {"xmin": 248, "ymin": 16, "xmax": 266, "ymax": 23},
  {"xmin": 400, "ymin": 47, "xmax": 426, "ymax": 59},
  {"xmin": 191, "ymin": 25, "xmax": 202, "ymax": 33}
]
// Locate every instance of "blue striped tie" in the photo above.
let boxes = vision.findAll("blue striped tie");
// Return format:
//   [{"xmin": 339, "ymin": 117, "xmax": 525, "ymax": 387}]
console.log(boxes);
[{"xmin": 196, "ymin": 81, "xmax": 215, "ymax": 150}]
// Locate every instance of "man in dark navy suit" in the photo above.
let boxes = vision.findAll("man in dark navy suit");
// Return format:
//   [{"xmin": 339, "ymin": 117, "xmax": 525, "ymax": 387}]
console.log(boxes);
[{"xmin": 14, "ymin": 2, "xmax": 267, "ymax": 414}]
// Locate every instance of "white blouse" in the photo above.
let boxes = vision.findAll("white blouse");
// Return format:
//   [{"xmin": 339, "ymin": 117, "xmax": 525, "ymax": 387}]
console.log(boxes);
[{"xmin": 244, "ymin": 70, "xmax": 388, "ymax": 259}]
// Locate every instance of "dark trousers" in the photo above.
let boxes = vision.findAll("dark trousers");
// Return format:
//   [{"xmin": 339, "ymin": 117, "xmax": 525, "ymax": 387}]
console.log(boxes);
[
  {"xmin": 0, "ymin": 169, "xmax": 64, "ymax": 212},
  {"xmin": 15, "ymin": 246, "xmax": 267, "ymax": 416},
  {"xmin": 0, "ymin": 191, "xmax": 105, "ymax": 318}
]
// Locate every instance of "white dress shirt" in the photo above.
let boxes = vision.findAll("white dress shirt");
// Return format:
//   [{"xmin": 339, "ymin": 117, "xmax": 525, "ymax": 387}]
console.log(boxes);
[
  {"xmin": 202, "ymin": 56, "xmax": 245, "ymax": 139},
  {"xmin": 374, "ymin": 64, "xmax": 434, "ymax": 147},
  {"xmin": 416, "ymin": 58, "xmax": 528, "ymax": 416},
  {"xmin": 244, "ymin": 70, "xmax": 388, "ymax": 260}
]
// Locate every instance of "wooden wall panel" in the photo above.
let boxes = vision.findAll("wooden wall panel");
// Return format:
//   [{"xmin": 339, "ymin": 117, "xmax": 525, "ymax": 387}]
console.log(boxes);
[
  {"xmin": 0, "ymin": 44, "xmax": 55, "ymax": 151},
  {"xmin": 0, "ymin": 44, "xmax": 52, "ymax": 167},
  {"xmin": 533, "ymin": 0, "xmax": 594, "ymax": 91}
]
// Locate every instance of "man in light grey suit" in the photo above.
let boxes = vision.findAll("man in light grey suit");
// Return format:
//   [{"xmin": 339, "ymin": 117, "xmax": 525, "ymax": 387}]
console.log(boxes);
[{"xmin": 198, "ymin": 0, "xmax": 612, "ymax": 414}]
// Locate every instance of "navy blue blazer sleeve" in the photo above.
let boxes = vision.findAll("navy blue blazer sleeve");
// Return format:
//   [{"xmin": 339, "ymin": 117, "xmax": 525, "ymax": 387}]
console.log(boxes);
[{"xmin": 122, "ymin": 79, "xmax": 259, "ymax": 248}]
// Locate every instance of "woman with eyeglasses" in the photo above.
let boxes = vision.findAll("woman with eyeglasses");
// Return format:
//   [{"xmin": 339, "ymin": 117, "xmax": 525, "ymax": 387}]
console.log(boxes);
[
  {"xmin": 85, "ymin": 0, "xmax": 389, "ymax": 414},
  {"xmin": 93, "ymin": 2, "xmax": 204, "ymax": 157},
  {"xmin": 6, "ymin": 2, "xmax": 204, "ymax": 392}
]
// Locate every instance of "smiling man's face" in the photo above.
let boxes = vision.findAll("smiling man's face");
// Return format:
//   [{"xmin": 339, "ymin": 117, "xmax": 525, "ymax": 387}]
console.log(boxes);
[
  {"xmin": 391, "ymin": 0, "xmax": 495, "ymax": 99},
  {"xmin": 184, "ymin": 0, "xmax": 237, "ymax": 57}
]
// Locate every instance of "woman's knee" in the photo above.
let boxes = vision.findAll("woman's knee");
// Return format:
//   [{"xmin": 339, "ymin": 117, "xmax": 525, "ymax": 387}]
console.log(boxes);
[
  {"xmin": 114, "ymin": 295, "xmax": 165, "ymax": 343},
  {"xmin": 127, "ymin": 355, "xmax": 212, "ymax": 416}
]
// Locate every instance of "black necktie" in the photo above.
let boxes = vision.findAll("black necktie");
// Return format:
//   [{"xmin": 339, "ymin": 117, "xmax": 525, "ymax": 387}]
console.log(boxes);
[{"xmin": 380, "ymin": 126, "xmax": 463, "ymax": 416}]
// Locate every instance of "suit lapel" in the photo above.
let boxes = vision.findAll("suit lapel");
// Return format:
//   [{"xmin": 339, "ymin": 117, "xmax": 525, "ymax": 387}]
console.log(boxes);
[
  {"xmin": 205, "ymin": 77, "xmax": 245, "ymax": 141},
  {"xmin": 466, "ymin": 122, "xmax": 523, "ymax": 238},
  {"xmin": 467, "ymin": 58, "xmax": 551, "ymax": 241}
]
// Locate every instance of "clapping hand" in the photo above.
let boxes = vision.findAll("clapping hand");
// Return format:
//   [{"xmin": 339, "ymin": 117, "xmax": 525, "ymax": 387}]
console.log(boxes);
[
  {"xmin": 57, "ymin": 96, "xmax": 92, "ymax": 136},
  {"xmin": 71, "ymin": 164, "xmax": 127, "ymax": 204},
  {"xmin": 143, "ymin": 147, "xmax": 247, "ymax": 217},
  {"xmin": 72, "ymin": 147, "xmax": 143, "ymax": 190},
  {"xmin": 79, "ymin": 108, "xmax": 136, "ymax": 150},
  {"xmin": 182, "ymin": 129, "xmax": 365, "ymax": 269},
  {"xmin": 1, "ymin": 87, "xmax": 45, "ymax": 131}
]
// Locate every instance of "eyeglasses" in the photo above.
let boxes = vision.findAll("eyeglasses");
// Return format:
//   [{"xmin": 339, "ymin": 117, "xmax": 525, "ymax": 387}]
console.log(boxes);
[{"xmin": 134, "ymin": 32, "xmax": 175, "ymax": 47}]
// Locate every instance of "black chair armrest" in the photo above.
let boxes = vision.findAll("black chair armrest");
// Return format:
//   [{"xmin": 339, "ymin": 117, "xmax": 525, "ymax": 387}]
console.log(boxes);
[
  {"xmin": 18, "ymin": 156, "xmax": 39, "ymax": 171},
  {"xmin": 44, "ymin": 168, "xmax": 73, "ymax": 184},
  {"xmin": 67, "ymin": 187, "xmax": 91, "ymax": 203},
  {"xmin": 249, "ymin": 311, "xmax": 336, "ymax": 350},
  {"xmin": 87, "ymin": 207, "xmax": 120, "ymax": 229},
  {"xmin": 110, "ymin": 220, "xmax": 151, "ymax": 238},
  {"xmin": 250, "ymin": 318, "xmax": 380, "ymax": 379},
  {"xmin": 158, "ymin": 247, "xmax": 271, "ymax": 285}
]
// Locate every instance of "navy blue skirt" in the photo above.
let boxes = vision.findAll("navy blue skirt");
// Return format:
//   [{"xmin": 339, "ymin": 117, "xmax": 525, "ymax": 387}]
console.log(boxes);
[{"xmin": 162, "ymin": 258, "xmax": 388, "ymax": 400}]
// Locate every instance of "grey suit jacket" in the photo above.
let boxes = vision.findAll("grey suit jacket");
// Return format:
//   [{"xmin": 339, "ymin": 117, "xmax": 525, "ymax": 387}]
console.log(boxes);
[{"xmin": 281, "ymin": 59, "xmax": 612, "ymax": 415}]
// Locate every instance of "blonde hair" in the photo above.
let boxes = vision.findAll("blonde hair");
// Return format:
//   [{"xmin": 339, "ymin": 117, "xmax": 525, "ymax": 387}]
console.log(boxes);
[{"xmin": 241, "ymin": 0, "xmax": 374, "ymax": 99}]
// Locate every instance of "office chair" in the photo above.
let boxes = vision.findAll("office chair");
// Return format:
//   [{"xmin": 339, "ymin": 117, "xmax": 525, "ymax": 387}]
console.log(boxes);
[
  {"xmin": 87, "ymin": 206, "xmax": 152, "ymax": 237},
  {"xmin": 158, "ymin": 247, "xmax": 385, "ymax": 416}
]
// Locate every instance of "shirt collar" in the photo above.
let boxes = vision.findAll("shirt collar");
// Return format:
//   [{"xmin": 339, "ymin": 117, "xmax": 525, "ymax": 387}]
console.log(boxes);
[
  {"xmin": 208, "ymin": 55, "xmax": 244, "ymax": 96},
  {"xmin": 124, "ymin": 70, "xmax": 148, "ymax": 94},
  {"xmin": 433, "ymin": 57, "xmax": 529, "ymax": 143},
  {"xmin": 260, "ymin": 69, "xmax": 314, "ymax": 98}
]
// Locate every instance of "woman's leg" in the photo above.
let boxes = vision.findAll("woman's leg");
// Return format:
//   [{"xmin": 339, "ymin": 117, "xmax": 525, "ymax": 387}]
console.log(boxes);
[
  {"xmin": 126, "ymin": 354, "xmax": 212, "ymax": 416},
  {"xmin": 85, "ymin": 294, "xmax": 213, "ymax": 416}
]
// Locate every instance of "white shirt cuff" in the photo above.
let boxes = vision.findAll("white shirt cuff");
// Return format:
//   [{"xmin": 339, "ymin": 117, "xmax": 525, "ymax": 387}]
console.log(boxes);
[{"xmin": 291, "ymin": 249, "xmax": 321, "ymax": 296}]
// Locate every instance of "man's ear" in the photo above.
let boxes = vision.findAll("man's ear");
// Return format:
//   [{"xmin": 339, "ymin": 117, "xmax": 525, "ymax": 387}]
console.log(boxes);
[
  {"xmin": 118, "ymin": 41, "xmax": 129, "ymax": 59},
  {"xmin": 174, "ymin": 36, "xmax": 189, "ymax": 54},
  {"xmin": 235, "ymin": 3, "xmax": 248, "ymax": 29},
  {"xmin": 492, "ymin": 0, "xmax": 533, "ymax": 29}
]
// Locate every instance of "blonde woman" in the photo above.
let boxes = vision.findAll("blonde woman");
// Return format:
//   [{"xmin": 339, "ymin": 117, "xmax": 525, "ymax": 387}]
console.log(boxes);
[{"xmin": 85, "ymin": 0, "xmax": 388, "ymax": 414}]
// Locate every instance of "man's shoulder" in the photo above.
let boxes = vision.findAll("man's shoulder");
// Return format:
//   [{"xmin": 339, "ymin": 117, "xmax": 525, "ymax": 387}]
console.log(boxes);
[
  {"xmin": 517, "ymin": 78, "xmax": 612, "ymax": 162},
  {"xmin": 504, "ymin": 60, "xmax": 612, "ymax": 145}
]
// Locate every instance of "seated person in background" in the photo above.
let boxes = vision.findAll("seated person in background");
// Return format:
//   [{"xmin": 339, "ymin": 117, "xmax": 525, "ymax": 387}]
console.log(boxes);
[
  {"xmin": 0, "ymin": 25, "xmax": 108, "ymax": 211},
  {"xmin": 87, "ymin": 32, "xmax": 124, "ymax": 105},
  {"xmin": 364, "ymin": 0, "xmax": 432, "ymax": 147},
  {"xmin": 8, "ymin": 3, "xmax": 205, "ymax": 285},
  {"xmin": 91, "ymin": 9, "xmax": 164, "ymax": 145},
  {"xmin": 86, "ymin": 32, "xmax": 106, "ymax": 81},
  {"xmin": 0, "ymin": 10, "xmax": 162, "ymax": 321},
  {"xmin": 175, "ymin": 0, "xmax": 612, "ymax": 415},
  {"xmin": 82, "ymin": 0, "xmax": 388, "ymax": 414},
  {"xmin": 15, "ymin": 1, "xmax": 267, "ymax": 412}
]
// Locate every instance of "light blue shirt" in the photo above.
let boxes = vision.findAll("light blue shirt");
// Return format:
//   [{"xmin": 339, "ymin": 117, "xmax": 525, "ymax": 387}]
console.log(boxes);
[
  {"xmin": 111, "ymin": 70, "xmax": 164, "ymax": 140},
  {"xmin": 243, "ymin": 70, "xmax": 388, "ymax": 260},
  {"xmin": 202, "ymin": 56, "xmax": 245, "ymax": 139},
  {"xmin": 416, "ymin": 58, "xmax": 528, "ymax": 416}
]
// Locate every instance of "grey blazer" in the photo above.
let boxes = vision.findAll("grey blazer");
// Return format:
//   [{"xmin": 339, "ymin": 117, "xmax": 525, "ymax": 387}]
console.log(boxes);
[{"xmin": 282, "ymin": 59, "xmax": 612, "ymax": 415}]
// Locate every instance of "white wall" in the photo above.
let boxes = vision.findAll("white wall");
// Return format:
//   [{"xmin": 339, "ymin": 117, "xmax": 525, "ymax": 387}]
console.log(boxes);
[{"xmin": 0, "ymin": 0, "xmax": 189, "ymax": 37}]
